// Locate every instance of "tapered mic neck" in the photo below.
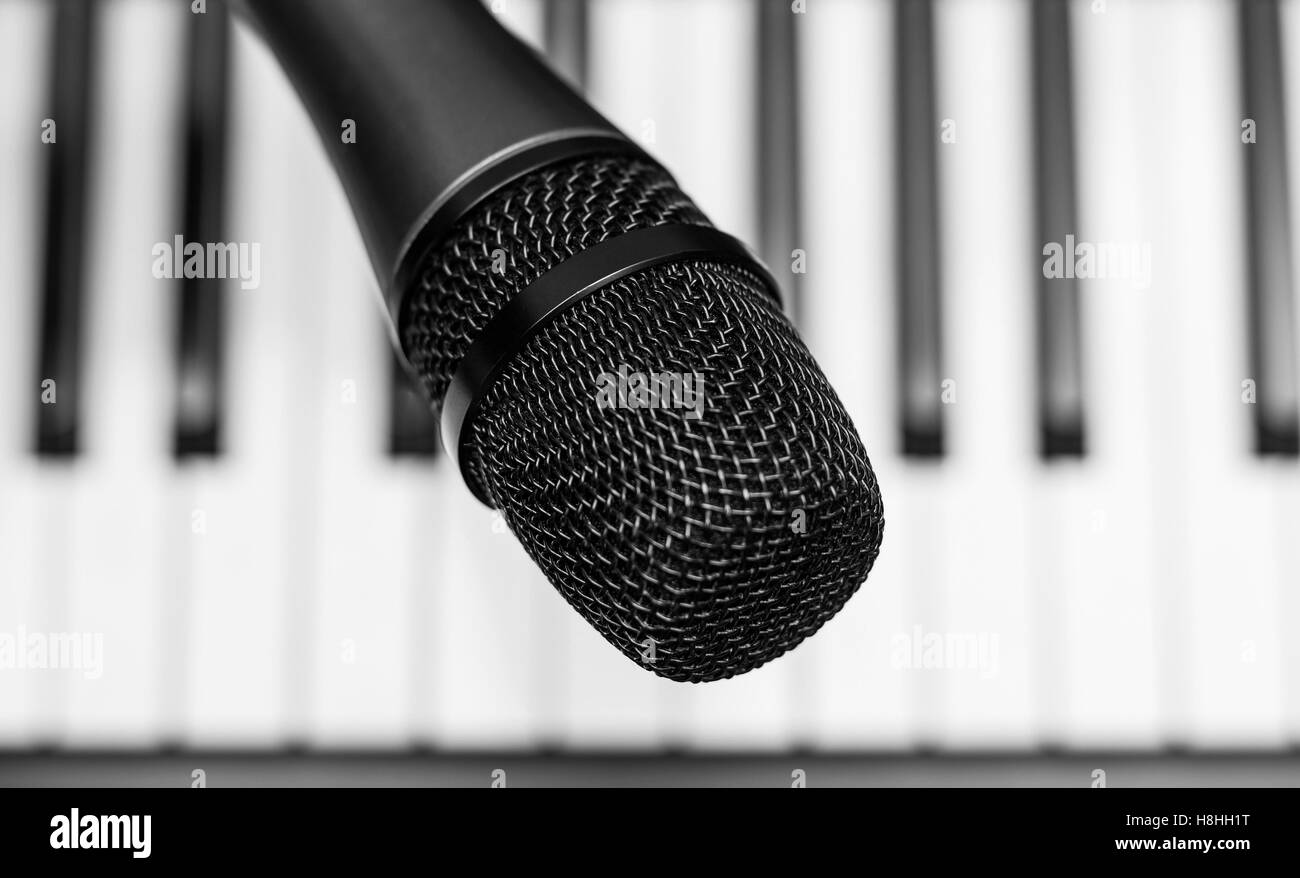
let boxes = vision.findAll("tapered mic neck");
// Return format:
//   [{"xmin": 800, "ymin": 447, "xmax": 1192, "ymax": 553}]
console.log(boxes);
[{"xmin": 234, "ymin": 0, "xmax": 640, "ymax": 328}]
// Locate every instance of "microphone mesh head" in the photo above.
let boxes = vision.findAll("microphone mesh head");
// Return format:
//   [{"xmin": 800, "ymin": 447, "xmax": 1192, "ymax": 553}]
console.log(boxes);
[{"xmin": 402, "ymin": 155, "xmax": 884, "ymax": 682}]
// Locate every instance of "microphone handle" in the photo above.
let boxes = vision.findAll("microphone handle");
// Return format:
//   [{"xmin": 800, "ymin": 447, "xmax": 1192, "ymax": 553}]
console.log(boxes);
[{"xmin": 233, "ymin": 0, "xmax": 647, "ymax": 334}]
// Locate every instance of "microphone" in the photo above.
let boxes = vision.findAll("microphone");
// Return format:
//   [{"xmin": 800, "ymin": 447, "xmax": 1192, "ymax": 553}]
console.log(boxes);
[{"xmin": 235, "ymin": 0, "xmax": 885, "ymax": 682}]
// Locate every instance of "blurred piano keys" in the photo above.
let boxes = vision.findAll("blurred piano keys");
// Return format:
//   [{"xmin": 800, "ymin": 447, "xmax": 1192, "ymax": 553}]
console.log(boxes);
[{"xmin": 0, "ymin": 0, "xmax": 1297, "ymax": 782}]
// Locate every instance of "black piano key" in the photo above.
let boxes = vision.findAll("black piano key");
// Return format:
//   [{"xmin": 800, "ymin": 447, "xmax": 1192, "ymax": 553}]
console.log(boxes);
[
  {"xmin": 1240, "ymin": 0, "xmax": 1299, "ymax": 456},
  {"xmin": 33, "ymin": 0, "xmax": 95, "ymax": 457},
  {"xmin": 757, "ymin": 0, "xmax": 804, "ymax": 328},
  {"xmin": 173, "ymin": 1, "xmax": 231, "ymax": 458},
  {"xmin": 1032, "ymin": 0, "xmax": 1086, "ymax": 459},
  {"xmin": 388, "ymin": 354, "xmax": 440, "ymax": 457},
  {"xmin": 895, "ymin": 0, "xmax": 944, "ymax": 457},
  {"xmin": 544, "ymin": 0, "xmax": 587, "ymax": 89}
]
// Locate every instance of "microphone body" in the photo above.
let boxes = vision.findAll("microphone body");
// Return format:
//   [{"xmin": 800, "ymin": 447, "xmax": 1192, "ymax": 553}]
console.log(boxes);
[
  {"xmin": 235, "ymin": 0, "xmax": 885, "ymax": 683},
  {"xmin": 237, "ymin": 0, "xmax": 638, "ymax": 331}
]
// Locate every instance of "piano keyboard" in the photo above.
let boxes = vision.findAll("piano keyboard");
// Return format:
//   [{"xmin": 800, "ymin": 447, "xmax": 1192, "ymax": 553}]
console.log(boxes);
[{"xmin": 2, "ymin": 0, "xmax": 1300, "ymax": 756}]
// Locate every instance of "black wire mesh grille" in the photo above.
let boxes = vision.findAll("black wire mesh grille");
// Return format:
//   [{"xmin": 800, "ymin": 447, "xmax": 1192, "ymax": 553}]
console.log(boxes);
[
  {"xmin": 402, "ymin": 154, "xmax": 708, "ymax": 410},
  {"xmin": 400, "ymin": 155, "xmax": 884, "ymax": 682}
]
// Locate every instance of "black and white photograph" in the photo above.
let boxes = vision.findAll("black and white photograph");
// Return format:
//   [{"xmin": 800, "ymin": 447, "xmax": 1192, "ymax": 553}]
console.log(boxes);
[{"xmin": 0, "ymin": 0, "xmax": 1296, "ymax": 854}]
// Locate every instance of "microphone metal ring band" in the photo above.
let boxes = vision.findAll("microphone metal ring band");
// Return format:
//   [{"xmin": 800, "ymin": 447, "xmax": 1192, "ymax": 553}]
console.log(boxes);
[{"xmin": 441, "ymin": 224, "xmax": 782, "ymax": 506}]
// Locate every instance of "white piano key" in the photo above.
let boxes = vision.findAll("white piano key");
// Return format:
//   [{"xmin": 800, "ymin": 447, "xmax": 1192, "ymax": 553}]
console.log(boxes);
[
  {"xmin": 404, "ymin": 463, "xmax": 443, "ymax": 750},
  {"xmin": 798, "ymin": 0, "xmax": 910, "ymax": 751},
  {"xmin": 1132, "ymin": 0, "xmax": 1212, "ymax": 748},
  {"xmin": 894, "ymin": 468, "xmax": 950, "ymax": 749},
  {"xmin": 181, "ymin": 20, "xmax": 320, "ymax": 747},
  {"xmin": 1040, "ymin": 0, "xmax": 1161, "ymax": 748},
  {"xmin": 883, "ymin": 0, "xmax": 951, "ymax": 751},
  {"xmin": 0, "ymin": 0, "xmax": 52, "ymax": 747},
  {"xmin": 1190, "ymin": 0, "xmax": 1289, "ymax": 749},
  {"xmin": 60, "ymin": 0, "xmax": 186, "ymax": 747},
  {"xmin": 874, "ymin": 4, "xmax": 962, "ymax": 752},
  {"xmin": 589, "ymin": 0, "xmax": 791, "ymax": 750},
  {"xmin": 308, "ymin": 119, "xmax": 423, "ymax": 748},
  {"xmin": 928, "ymin": 0, "xmax": 1036, "ymax": 749},
  {"xmin": 21, "ymin": 0, "xmax": 94, "ymax": 746},
  {"xmin": 1263, "ymin": 0, "xmax": 1300, "ymax": 746},
  {"xmin": 430, "ymin": 3, "xmax": 562, "ymax": 749},
  {"xmin": 1115, "ymin": 0, "xmax": 1290, "ymax": 750},
  {"xmin": 314, "ymin": 256, "xmax": 428, "ymax": 746},
  {"xmin": 430, "ymin": 494, "xmax": 560, "ymax": 748}
]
